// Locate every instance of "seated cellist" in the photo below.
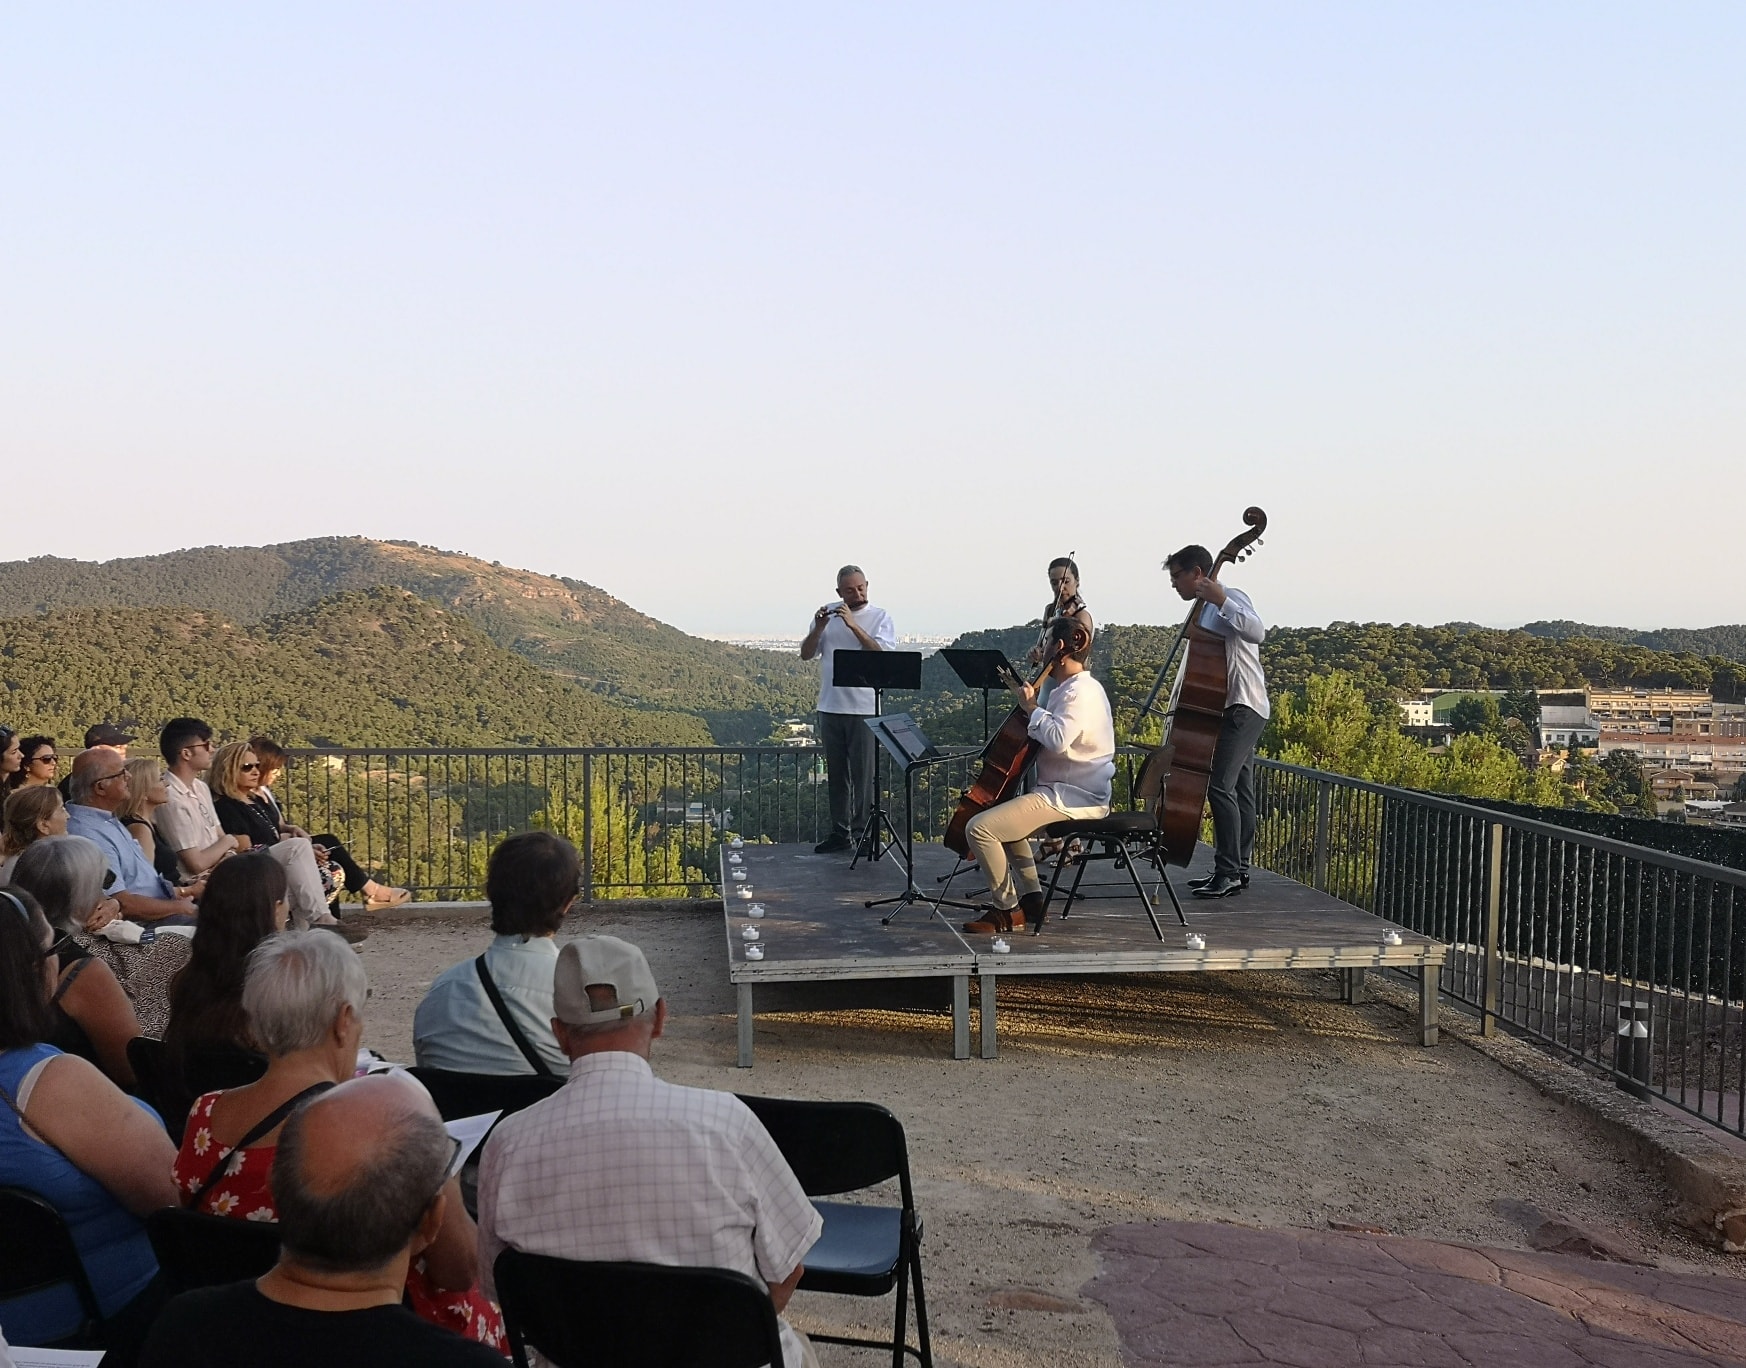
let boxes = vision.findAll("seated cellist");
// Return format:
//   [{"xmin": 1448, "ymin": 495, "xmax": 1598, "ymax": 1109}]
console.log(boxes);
[{"xmin": 962, "ymin": 617, "xmax": 1113, "ymax": 935}]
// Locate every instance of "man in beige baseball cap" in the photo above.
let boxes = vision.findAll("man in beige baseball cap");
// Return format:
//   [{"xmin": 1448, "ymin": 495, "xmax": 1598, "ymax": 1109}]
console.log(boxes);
[{"xmin": 477, "ymin": 935, "xmax": 824, "ymax": 1368}]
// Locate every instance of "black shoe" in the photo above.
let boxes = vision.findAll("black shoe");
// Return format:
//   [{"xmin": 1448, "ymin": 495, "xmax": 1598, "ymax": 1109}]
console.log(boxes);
[
  {"xmin": 1191, "ymin": 874, "xmax": 1246, "ymax": 899},
  {"xmin": 813, "ymin": 834, "xmax": 852, "ymax": 854},
  {"xmin": 1188, "ymin": 873, "xmax": 1249, "ymax": 891}
]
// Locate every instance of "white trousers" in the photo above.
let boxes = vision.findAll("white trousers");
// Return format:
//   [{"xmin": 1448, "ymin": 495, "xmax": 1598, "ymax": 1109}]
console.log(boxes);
[{"xmin": 265, "ymin": 838, "xmax": 334, "ymax": 928}]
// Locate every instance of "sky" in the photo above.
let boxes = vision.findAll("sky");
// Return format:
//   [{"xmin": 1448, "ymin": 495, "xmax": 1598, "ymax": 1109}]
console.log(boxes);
[{"xmin": 3, "ymin": 4, "xmax": 1742, "ymax": 638}]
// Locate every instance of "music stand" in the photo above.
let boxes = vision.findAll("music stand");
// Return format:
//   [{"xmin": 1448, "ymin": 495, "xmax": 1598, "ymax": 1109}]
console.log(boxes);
[
  {"xmin": 939, "ymin": 648, "xmax": 1019, "ymax": 744},
  {"xmin": 859, "ymin": 713, "xmax": 981, "ymax": 922},
  {"xmin": 830, "ymin": 650, "xmax": 922, "ymax": 869}
]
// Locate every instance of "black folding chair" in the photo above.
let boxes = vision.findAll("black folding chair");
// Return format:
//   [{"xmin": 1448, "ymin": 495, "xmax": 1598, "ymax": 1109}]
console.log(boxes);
[
  {"xmin": 126, "ymin": 1035, "xmax": 176, "ymax": 1131},
  {"xmin": 494, "ymin": 1251, "xmax": 784, "ymax": 1368},
  {"xmin": 129, "ymin": 1038, "xmax": 269, "ymax": 1142},
  {"xmin": 404, "ymin": 1067, "xmax": 563, "ymax": 1216},
  {"xmin": 0, "ymin": 1186, "xmax": 106, "ymax": 1345},
  {"xmin": 1031, "ymin": 811, "xmax": 1185, "ymax": 940},
  {"xmin": 738, "ymin": 1095, "xmax": 932, "ymax": 1368},
  {"xmin": 145, "ymin": 1207, "xmax": 282, "ymax": 1295}
]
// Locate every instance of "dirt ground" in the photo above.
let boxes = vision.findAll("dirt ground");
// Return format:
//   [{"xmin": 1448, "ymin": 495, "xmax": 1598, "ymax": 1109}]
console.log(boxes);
[{"xmin": 355, "ymin": 908, "xmax": 1745, "ymax": 1368}]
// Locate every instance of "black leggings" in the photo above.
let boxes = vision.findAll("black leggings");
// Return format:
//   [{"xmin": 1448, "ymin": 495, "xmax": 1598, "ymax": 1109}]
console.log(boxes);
[{"xmin": 310, "ymin": 835, "xmax": 374, "ymax": 893}]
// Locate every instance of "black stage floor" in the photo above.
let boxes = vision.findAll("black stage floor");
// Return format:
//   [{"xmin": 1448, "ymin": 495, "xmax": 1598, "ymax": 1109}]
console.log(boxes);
[{"xmin": 720, "ymin": 840, "xmax": 1446, "ymax": 1065}]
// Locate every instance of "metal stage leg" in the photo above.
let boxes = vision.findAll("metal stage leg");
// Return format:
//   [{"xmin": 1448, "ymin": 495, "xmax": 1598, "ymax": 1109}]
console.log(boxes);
[
  {"xmin": 978, "ymin": 973, "xmax": 997, "ymax": 1059},
  {"xmin": 1419, "ymin": 966, "xmax": 1439, "ymax": 1047},
  {"xmin": 952, "ymin": 976, "xmax": 970, "ymax": 1060},
  {"xmin": 737, "ymin": 983, "xmax": 754, "ymax": 1068},
  {"xmin": 1342, "ymin": 967, "xmax": 1366, "ymax": 1003}
]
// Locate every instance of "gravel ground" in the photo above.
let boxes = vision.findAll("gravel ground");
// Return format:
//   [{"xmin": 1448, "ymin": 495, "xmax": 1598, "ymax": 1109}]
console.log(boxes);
[{"xmin": 355, "ymin": 908, "xmax": 1745, "ymax": 1368}]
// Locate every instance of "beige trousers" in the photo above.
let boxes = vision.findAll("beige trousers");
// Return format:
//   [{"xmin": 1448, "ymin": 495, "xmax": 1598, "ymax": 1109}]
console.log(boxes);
[
  {"xmin": 265, "ymin": 837, "xmax": 335, "ymax": 928},
  {"xmin": 964, "ymin": 793, "xmax": 1066, "ymax": 910}
]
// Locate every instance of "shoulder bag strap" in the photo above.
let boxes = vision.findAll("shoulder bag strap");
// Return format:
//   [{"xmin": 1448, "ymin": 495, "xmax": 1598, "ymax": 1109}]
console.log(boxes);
[
  {"xmin": 474, "ymin": 954, "xmax": 555, "ymax": 1078},
  {"xmin": 187, "ymin": 1080, "xmax": 335, "ymax": 1210}
]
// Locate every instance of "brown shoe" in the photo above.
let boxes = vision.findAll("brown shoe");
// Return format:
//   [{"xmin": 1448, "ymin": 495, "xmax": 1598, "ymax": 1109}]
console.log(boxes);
[
  {"xmin": 962, "ymin": 906, "xmax": 1026, "ymax": 934},
  {"xmin": 313, "ymin": 917, "xmax": 369, "ymax": 944}
]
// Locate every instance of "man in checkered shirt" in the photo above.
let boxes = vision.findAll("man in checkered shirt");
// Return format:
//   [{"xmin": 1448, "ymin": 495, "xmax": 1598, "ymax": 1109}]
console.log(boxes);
[{"xmin": 475, "ymin": 935, "xmax": 823, "ymax": 1368}]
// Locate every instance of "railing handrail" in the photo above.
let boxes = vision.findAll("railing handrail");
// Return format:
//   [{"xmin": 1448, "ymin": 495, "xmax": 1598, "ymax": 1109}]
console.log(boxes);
[
  {"xmin": 1258, "ymin": 757, "xmax": 1746, "ymax": 890},
  {"xmin": 283, "ymin": 745, "xmax": 823, "ymax": 759}
]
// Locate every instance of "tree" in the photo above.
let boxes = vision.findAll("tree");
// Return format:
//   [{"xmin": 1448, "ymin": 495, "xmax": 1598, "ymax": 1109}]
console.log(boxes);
[{"xmin": 1448, "ymin": 694, "xmax": 1502, "ymax": 737}]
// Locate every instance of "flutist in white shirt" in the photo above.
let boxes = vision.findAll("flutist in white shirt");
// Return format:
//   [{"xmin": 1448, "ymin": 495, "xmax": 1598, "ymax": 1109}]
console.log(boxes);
[{"xmin": 961, "ymin": 616, "xmax": 1114, "ymax": 935}]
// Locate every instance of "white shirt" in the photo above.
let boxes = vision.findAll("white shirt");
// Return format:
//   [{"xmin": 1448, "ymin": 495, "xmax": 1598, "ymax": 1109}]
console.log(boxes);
[
  {"xmin": 1199, "ymin": 585, "xmax": 1270, "ymax": 718},
  {"xmin": 813, "ymin": 604, "xmax": 898, "ymax": 715},
  {"xmin": 1027, "ymin": 671, "xmax": 1116, "ymax": 813},
  {"xmin": 156, "ymin": 772, "xmax": 226, "ymax": 862},
  {"xmin": 477, "ymin": 1051, "xmax": 823, "ymax": 1368}
]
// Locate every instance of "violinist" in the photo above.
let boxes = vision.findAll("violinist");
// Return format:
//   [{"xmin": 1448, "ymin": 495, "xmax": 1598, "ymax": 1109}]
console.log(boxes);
[
  {"xmin": 1164, "ymin": 545, "xmax": 1269, "ymax": 898},
  {"xmin": 961, "ymin": 616, "xmax": 1114, "ymax": 935}
]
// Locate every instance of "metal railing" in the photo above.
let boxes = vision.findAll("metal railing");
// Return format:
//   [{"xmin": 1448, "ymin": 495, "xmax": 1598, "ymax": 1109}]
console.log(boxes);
[
  {"xmin": 276, "ymin": 744, "xmax": 1745, "ymax": 1137},
  {"xmin": 1255, "ymin": 758, "xmax": 1746, "ymax": 1138}
]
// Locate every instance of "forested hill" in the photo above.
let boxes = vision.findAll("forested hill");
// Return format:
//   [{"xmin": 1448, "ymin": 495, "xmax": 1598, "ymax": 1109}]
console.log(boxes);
[
  {"xmin": 1522, "ymin": 620, "xmax": 1746, "ymax": 662},
  {"xmin": 0, "ymin": 590, "xmax": 711, "ymax": 748},
  {"xmin": 0, "ymin": 539, "xmax": 815, "ymax": 742}
]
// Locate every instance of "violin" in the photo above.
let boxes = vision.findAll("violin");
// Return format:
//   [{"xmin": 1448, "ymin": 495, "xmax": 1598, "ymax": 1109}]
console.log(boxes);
[
  {"xmin": 943, "ymin": 621, "xmax": 1091, "ymax": 857},
  {"xmin": 1134, "ymin": 508, "xmax": 1268, "ymax": 866}
]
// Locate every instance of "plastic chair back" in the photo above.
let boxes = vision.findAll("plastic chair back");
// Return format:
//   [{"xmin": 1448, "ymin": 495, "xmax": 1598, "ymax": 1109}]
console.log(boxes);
[
  {"xmin": 737, "ymin": 1095, "xmax": 909, "ymax": 1199},
  {"xmin": 0, "ymin": 1185, "xmax": 104, "ymax": 1336},
  {"xmin": 146, "ymin": 1207, "xmax": 282, "ymax": 1294}
]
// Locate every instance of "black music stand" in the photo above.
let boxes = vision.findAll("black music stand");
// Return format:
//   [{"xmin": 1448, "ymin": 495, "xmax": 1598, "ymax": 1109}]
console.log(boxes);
[
  {"xmin": 939, "ymin": 648, "xmax": 1019, "ymax": 745},
  {"xmin": 860, "ymin": 713, "xmax": 981, "ymax": 922},
  {"xmin": 830, "ymin": 649, "xmax": 922, "ymax": 869}
]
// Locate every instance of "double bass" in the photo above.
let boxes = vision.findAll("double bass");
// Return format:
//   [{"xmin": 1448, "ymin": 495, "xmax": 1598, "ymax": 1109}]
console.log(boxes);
[
  {"xmin": 1135, "ymin": 508, "xmax": 1268, "ymax": 866},
  {"xmin": 943, "ymin": 619, "xmax": 1093, "ymax": 857}
]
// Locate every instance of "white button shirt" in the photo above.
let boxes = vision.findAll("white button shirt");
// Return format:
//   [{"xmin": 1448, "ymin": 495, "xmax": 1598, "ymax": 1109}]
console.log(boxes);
[
  {"xmin": 477, "ymin": 1051, "xmax": 823, "ymax": 1368},
  {"xmin": 1199, "ymin": 585, "xmax": 1270, "ymax": 718},
  {"xmin": 1027, "ymin": 671, "xmax": 1116, "ymax": 814}
]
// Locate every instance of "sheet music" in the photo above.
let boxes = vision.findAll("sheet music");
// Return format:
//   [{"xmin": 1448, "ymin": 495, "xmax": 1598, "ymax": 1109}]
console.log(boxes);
[{"xmin": 444, "ymin": 1110, "xmax": 503, "ymax": 1179}]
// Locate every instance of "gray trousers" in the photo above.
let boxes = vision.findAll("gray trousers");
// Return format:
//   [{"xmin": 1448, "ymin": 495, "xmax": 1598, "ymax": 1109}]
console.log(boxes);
[
  {"xmin": 818, "ymin": 711, "xmax": 876, "ymax": 839},
  {"xmin": 1209, "ymin": 704, "xmax": 1267, "ymax": 879}
]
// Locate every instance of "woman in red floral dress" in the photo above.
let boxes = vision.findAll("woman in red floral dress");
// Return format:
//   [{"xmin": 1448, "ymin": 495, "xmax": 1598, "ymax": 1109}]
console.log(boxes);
[{"xmin": 173, "ymin": 929, "xmax": 506, "ymax": 1355}]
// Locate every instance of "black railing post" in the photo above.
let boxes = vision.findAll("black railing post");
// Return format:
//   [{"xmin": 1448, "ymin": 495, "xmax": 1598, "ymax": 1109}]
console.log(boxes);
[
  {"xmin": 581, "ymin": 750, "xmax": 594, "ymax": 904},
  {"xmin": 1483, "ymin": 821, "xmax": 1504, "ymax": 1038},
  {"xmin": 1312, "ymin": 781, "xmax": 1331, "ymax": 893}
]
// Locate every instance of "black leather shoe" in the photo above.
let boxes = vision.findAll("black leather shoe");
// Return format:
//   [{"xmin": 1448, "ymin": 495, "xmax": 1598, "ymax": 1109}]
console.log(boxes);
[
  {"xmin": 1188, "ymin": 873, "xmax": 1249, "ymax": 891},
  {"xmin": 813, "ymin": 834, "xmax": 852, "ymax": 854},
  {"xmin": 1191, "ymin": 873, "xmax": 1246, "ymax": 898}
]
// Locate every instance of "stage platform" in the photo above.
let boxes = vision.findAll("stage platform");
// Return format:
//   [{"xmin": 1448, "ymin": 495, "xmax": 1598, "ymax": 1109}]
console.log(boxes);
[{"xmin": 720, "ymin": 840, "xmax": 1447, "ymax": 1066}]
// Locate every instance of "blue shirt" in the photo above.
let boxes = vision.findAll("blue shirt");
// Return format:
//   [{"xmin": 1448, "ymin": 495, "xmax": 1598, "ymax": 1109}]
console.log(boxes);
[
  {"xmin": 413, "ymin": 935, "xmax": 566, "ymax": 1076},
  {"xmin": 66, "ymin": 805, "xmax": 178, "ymax": 900}
]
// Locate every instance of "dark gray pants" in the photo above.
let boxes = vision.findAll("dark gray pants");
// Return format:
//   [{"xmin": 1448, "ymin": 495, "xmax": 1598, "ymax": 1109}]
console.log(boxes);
[
  {"xmin": 1209, "ymin": 704, "xmax": 1267, "ymax": 879},
  {"xmin": 819, "ymin": 711, "xmax": 876, "ymax": 839}
]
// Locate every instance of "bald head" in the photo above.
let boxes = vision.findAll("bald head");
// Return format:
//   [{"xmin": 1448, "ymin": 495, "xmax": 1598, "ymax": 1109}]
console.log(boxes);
[
  {"xmin": 272, "ymin": 1074, "xmax": 452, "ymax": 1274},
  {"xmin": 69, "ymin": 747, "xmax": 130, "ymax": 809}
]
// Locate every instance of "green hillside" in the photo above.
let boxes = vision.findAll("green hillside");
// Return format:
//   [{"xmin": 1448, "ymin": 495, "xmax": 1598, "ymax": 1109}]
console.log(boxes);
[
  {"xmin": 0, "ymin": 589, "xmax": 711, "ymax": 748},
  {"xmin": 0, "ymin": 538, "xmax": 816, "ymax": 742},
  {"xmin": 1522, "ymin": 620, "xmax": 1746, "ymax": 662}
]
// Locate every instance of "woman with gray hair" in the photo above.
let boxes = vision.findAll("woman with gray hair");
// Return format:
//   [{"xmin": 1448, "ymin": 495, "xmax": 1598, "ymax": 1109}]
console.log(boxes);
[
  {"xmin": 171, "ymin": 931, "xmax": 507, "ymax": 1353},
  {"xmin": 9, "ymin": 837, "xmax": 155, "ymax": 1087},
  {"xmin": 10, "ymin": 833, "xmax": 191, "ymax": 1043}
]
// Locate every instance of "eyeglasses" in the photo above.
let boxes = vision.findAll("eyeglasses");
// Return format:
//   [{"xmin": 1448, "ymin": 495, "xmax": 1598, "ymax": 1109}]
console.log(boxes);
[
  {"xmin": 94, "ymin": 771, "xmax": 127, "ymax": 784},
  {"xmin": 44, "ymin": 933, "xmax": 74, "ymax": 963}
]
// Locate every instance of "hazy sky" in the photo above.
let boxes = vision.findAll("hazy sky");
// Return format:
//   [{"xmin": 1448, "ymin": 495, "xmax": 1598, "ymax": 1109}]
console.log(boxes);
[{"xmin": 4, "ymin": 5, "xmax": 1741, "ymax": 638}]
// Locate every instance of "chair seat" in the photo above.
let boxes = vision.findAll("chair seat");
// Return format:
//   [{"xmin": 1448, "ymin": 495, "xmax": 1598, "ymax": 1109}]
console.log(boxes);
[
  {"xmin": 797, "ymin": 1202, "xmax": 903, "ymax": 1294},
  {"xmin": 1044, "ymin": 811, "xmax": 1157, "ymax": 838}
]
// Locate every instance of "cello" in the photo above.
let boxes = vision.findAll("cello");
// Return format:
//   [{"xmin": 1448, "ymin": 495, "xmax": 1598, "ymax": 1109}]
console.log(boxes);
[
  {"xmin": 1134, "ymin": 507, "xmax": 1268, "ymax": 866},
  {"xmin": 943, "ymin": 619, "xmax": 1093, "ymax": 857}
]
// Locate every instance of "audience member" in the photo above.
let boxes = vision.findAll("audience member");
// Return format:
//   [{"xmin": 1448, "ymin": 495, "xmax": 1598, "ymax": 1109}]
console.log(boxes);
[
  {"xmin": 7, "ymin": 734, "xmax": 57, "ymax": 793},
  {"xmin": 172, "ymin": 932, "xmax": 504, "ymax": 1351},
  {"xmin": 159, "ymin": 724, "xmax": 363, "ymax": 943},
  {"xmin": 85, "ymin": 723, "xmax": 136, "ymax": 755},
  {"xmin": 160, "ymin": 856, "xmax": 287, "ymax": 1131},
  {"xmin": 250, "ymin": 738, "xmax": 411, "ymax": 910},
  {"xmin": 117, "ymin": 756, "xmax": 183, "ymax": 887},
  {"xmin": 1, "ymin": 783, "xmax": 68, "ymax": 882},
  {"xmin": 413, "ymin": 832, "xmax": 579, "ymax": 1077},
  {"xmin": 477, "ymin": 936, "xmax": 822, "ymax": 1368},
  {"xmin": 65, "ymin": 748, "xmax": 198, "ymax": 925},
  {"xmin": 0, "ymin": 885, "xmax": 179, "ymax": 1350},
  {"xmin": 0, "ymin": 728, "xmax": 20, "ymax": 791},
  {"xmin": 142, "ymin": 1073, "xmax": 507, "ymax": 1368},
  {"xmin": 10, "ymin": 839, "xmax": 152, "ymax": 1085}
]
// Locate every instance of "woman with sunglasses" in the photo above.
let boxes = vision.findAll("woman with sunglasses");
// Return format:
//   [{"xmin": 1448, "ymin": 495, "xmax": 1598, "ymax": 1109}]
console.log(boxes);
[
  {"xmin": 6, "ymin": 734, "xmax": 58, "ymax": 794},
  {"xmin": 0, "ymin": 884, "xmax": 179, "ymax": 1351},
  {"xmin": 8, "ymin": 837, "xmax": 147, "ymax": 1089}
]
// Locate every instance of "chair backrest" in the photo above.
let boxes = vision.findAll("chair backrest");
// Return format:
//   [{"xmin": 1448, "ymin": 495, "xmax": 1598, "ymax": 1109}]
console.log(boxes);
[
  {"xmin": 494, "ymin": 1251, "xmax": 784, "ymax": 1368},
  {"xmin": 145, "ymin": 1207, "xmax": 282, "ymax": 1295},
  {"xmin": 184, "ymin": 1042, "xmax": 270, "ymax": 1093},
  {"xmin": 736, "ymin": 1095, "xmax": 911, "ymax": 1202},
  {"xmin": 404, "ymin": 1066, "xmax": 563, "ymax": 1124},
  {"xmin": 0, "ymin": 1185, "xmax": 104, "ymax": 1331},
  {"xmin": 126, "ymin": 1035, "xmax": 174, "ymax": 1123}
]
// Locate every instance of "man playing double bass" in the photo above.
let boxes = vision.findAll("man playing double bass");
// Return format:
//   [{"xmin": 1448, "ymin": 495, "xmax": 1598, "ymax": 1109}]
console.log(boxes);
[
  {"xmin": 1165, "ymin": 544, "xmax": 1269, "ymax": 899},
  {"xmin": 960, "ymin": 616, "xmax": 1114, "ymax": 935}
]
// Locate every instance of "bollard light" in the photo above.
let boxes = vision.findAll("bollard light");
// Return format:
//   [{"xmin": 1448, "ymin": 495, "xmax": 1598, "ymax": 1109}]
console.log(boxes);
[{"xmin": 1615, "ymin": 1000, "xmax": 1652, "ymax": 1101}]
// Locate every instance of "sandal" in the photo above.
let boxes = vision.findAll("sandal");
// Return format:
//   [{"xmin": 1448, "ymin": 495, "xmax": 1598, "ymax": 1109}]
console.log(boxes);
[
  {"xmin": 363, "ymin": 884, "xmax": 412, "ymax": 909},
  {"xmin": 962, "ymin": 906, "xmax": 1026, "ymax": 935}
]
